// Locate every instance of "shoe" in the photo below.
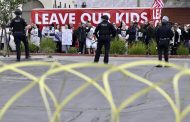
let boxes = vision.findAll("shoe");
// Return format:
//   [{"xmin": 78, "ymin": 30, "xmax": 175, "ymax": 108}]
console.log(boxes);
[
  {"xmin": 16, "ymin": 59, "xmax": 20, "ymax": 62},
  {"xmin": 155, "ymin": 65, "xmax": 162, "ymax": 68},
  {"xmin": 25, "ymin": 56, "xmax": 31, "ymax": 61},
  {"xmin": 26, "ymin": 55, "xmax": 31, "ymax": 59}
]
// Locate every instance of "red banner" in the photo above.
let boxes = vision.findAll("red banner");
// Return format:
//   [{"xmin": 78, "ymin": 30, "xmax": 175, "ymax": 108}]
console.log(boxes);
[{"xmin": 31, "ymin": 8, "xmax": 161, "ymax": 28}]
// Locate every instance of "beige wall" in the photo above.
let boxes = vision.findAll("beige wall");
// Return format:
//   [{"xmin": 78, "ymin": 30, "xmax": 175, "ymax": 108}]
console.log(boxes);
[
  {"xmin": 39, "ymin": 0, "xmax": 75, "ymax": 8},
  {"xmin": 38, "ymin": 0, "xmax": 155, "ymax": 8},
  {"xmin": 39, "ymin": 0, "xmax": 53, "ymax": 8}
]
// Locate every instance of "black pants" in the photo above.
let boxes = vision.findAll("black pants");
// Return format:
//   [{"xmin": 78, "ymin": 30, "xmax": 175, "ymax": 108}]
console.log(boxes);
[
  {"xmin": 171, "ymin": 46, "xmax": 177, "ymax": 55},
  {"xmin": 158, "ymin": 44, "xmax": 169, "ymax": 62},
  {"xmin": 145, "ymin": 42, "xmax": 151, "ymax": 55},
  {"xmin": 56, "ymin": 41, "xmax": 62, "ymax": 53},
  {"xmin": 14, "ymin": 35, "xmax": 29, "ymax": 61},
  {"xmin": 79, "ymin": 41, "xmax": 85, "ymax": 54},
  {"xmin": 94, "ymin": 37, "xmax": 111, "ymax": 64}
]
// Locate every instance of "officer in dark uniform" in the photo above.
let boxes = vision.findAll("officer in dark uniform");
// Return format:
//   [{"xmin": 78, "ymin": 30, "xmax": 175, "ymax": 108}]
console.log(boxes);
[
  {"xmin": 94, "ymin": 15, "xmax": 116, "ymax": 64},
  {"xmin": 9, "ymin": 9, "xmax": 29, "ymax": 61},
  {"xmin": 156, "ymin": 16, "xmax": 174, "ymax": 67}
]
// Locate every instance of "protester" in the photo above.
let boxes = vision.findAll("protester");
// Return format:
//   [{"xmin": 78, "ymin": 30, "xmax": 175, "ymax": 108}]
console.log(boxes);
[
  {"xmin": 143, "ymin": 21, "xmax": 154, "ymax": 55},
  {"xmin": 48, "ymin": 24, "xmax": 55, "ymax": 39},
  {"xmin": 112, "ymin": 23, "xmax": 118, "ymax": 31},
  {"xmin": 71, "ymin": 27, "xmax": 78, "ymax": 47},
  {"xmin": 54, "ymin": 24, "xmax": 62, "ymax": 53},
  {"xmin": 118, "ymin": 21, "xmax": 128, "ymax": 41},
  {"xmin": 62, "ymin": 24, "xmax": 73, "ymax": 53},
  {"xmin": 42, "ymin": 25, "xmax": 49, "ymax": 37},
  {"xmin": 137, "ymin": 24, "xmax": 144, "ymax": 41},
  {"xmin": 36, "ymin": 24, "xmax": 42, "ymax": 42},
  {"xmin": 76, "ymin": 23, "xmax": 86, "ymax": 54},
  {"xmin": 170, "ymin": 24, "xmax": 180, "ymax": 55},
  {"xmin": 30, "ymin": 24, "xmax": 40, "ymax": 52},
  {"xmin": 126, "ymin": 22, "xmax": 137, "ymax": 47},
  {"xmin": 86, "ymin": 23, "xmax": 97, "ymax": 54},
  {"xmin": 182, "ymin": 24, "xmax": 190, "ymax": 54}
]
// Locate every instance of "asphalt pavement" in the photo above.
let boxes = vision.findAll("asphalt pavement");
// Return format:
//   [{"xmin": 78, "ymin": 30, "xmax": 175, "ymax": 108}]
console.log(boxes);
[{"xmin": 0, "ymin": 55, "xmax": 190, "ymax": 122}]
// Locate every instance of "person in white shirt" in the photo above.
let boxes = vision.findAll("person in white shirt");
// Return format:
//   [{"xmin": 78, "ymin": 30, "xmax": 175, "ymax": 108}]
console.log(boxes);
[
  {"xmin": 0, "ymin": 27, "xmax": 16, "ymax": 51},
  {"xmin": 62, "ymin": 24, "xmax": 73, "ymax": 53},
  {"xmin": 42, "ymin": 26, "xmax": 49, "ymax": 37},
  {"xmin": 30, "ymin": 24, "xmax": 40, "ymax": 51},
  {"xmin": 118, "ymin": 21, "xmax": 128, "ymax": 41},
  {"xmin": 54, "ymin": 24, "xmax": 62, "ymax": 53},
  {"xmin": 175, "ymin": 23, "xmax": 182, "ymax": 43},
  {"xmin": 86, "ymin": 23, "xmax": 97, "ymax": 54}
]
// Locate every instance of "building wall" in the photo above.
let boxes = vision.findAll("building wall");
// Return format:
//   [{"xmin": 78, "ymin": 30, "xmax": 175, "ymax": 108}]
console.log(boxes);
[
  {"xmin": 22, "ymin": 0, "xmax": 44, "ymax": 23},
  {"xmin": 37, "ymin": 0, "xmax": 190, "ymax": 8},
  {"xmin": 165, "ymin": 0, "xmax": 190, "ymax": 8},
  {"xmin": 38, "ymin": 0, "xmax": 53, "ymax": 8},
  {"xmin": 39, "ymin": 0, "xmax": 155, "ymax": 8},
  {"xmin": 162, "ymin": 8, "xmax": 190, "ymax": 24},
  {"xmin": 39, "ymin": 0, "xmax": 74, "ymax": 8}
]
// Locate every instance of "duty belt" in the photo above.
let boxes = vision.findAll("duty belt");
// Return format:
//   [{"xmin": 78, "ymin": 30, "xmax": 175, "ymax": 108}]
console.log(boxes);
[
  {"xmin": 160, "ymin": 38, "xmax": 170, "ymax": 41},
  {"xmin": 99, "ymin": 35, "xmax": 110, "ymax": 37}
]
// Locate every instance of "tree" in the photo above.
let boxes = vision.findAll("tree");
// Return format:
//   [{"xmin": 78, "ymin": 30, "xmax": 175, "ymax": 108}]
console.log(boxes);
[{"xmin": 0, "ymin": 0, "xmax": 28, "ymax": 25}]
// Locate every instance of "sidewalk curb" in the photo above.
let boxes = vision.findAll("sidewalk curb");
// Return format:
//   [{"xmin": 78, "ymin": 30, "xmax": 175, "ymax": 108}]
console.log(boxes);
[{"xmin": 7, "ymin": 53, "xmax": 190, "ymax": 59}]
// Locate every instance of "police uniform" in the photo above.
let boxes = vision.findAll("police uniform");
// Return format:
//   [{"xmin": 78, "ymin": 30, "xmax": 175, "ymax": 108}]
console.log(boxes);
[
  {"xmin": 94, "ymin": 15, "xmax": 116, "ymax": 64},
  {"xmin": 156, "ymin": 16, "xmax": 174, "ymax": 67},
  {"xmin": 10, "ymin": 9, "xmax": 29, "ymax": 61}
]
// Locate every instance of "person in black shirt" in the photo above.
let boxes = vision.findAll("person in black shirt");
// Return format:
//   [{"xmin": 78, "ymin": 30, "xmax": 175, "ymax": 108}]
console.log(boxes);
[
  {"xmin": 126, "ymin": 22, "xmax": 137, "ymax": 48},
  {"xmin": 94, "ymin": 15, "xmax": 116, "ymax": 64},
  {"xmin": 76, "ymin": 23, "xmax": 86, "ymax": 54},
  {"xmin": 156, "ymin": 16, "xmax": 174, "ymax": 67},
  {"xmin": 171, "ymin": 25, "xmax": 180, "ymax": 55},
  {"xmin": 9, "ymin": 9, "xmax": 29, "ymax": 61},
  {"xmin": 143, "ymin": 21, "xmax": 155, "ymax": 55}
]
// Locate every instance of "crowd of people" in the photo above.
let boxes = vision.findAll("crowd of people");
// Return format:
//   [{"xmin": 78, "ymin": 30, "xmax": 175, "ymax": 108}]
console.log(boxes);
[
  {"xmin": 2, "ymin": 8, "xmax": 188, "ymax": 63},
  {"xmin": 116, "ymin": 20, "xmax": 190, "ymax": 55},
  {"xmin": 27, "ymin": 21, "xmax": 97, "ymax": 54},
  {"xmin": 25, "ymin": 19, "xmax": 190, "ymax": 56},
  {"xmin": 0, "ymin": 10, "xmax": 190, "ymax": 59}
]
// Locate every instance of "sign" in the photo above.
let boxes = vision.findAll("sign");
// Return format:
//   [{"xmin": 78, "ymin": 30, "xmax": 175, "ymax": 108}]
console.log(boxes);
[
  {"xmin": 31, "ymin": 8, "xmax": 161, "ymax": 27},
  {"xmin": 62, "ymin": 29, "xmax": 72, "ymax": 45}
]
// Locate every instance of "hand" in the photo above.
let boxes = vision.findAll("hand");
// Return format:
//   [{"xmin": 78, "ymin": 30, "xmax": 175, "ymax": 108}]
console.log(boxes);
[{"xmin": 25, "ymin": 25, "xmax": 31, "ymax": 30}]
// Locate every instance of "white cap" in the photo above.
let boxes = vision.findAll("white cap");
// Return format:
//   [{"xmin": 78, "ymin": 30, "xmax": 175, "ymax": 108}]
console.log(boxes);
[{"xmin": 162, "ymin": 16, "xmax": 169, "ymax": 22}]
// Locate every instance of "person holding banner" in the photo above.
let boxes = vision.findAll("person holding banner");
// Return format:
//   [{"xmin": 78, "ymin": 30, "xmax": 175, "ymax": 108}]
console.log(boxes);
[
  {"xmin": 118, "ymin": 21, "xmax": 128, "ymax": 41},
  {"xmin": 94, "ymin": 15, "xmax": 116, "ymax": 64},
  {"xmin": 62, "ymin": 25, "xmax": 73, "ymax": 53},
  {"xmin": 86, "ymin": 23, "xmax": 97, "ymax": 54},
  {"xmin": 30, "ymin": 24, "xmax": 40, "ymax": 52},
  {"xmin": 54, "ymin": 24, "xmax": 62, "ymax": 53}
]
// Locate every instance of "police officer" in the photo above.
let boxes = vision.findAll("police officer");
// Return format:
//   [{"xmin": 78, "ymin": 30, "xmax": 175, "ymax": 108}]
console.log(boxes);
[
  {"xmin": 156, "ymin": 16, "xmax": 174, "ymax": 67},
  {"xmin": 94, "ymin": 15, "xmax": 116, "ymax": 64},
  {"xmin": 9, "ymin": 9, "xmax": 29, "ymax": 61}
]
